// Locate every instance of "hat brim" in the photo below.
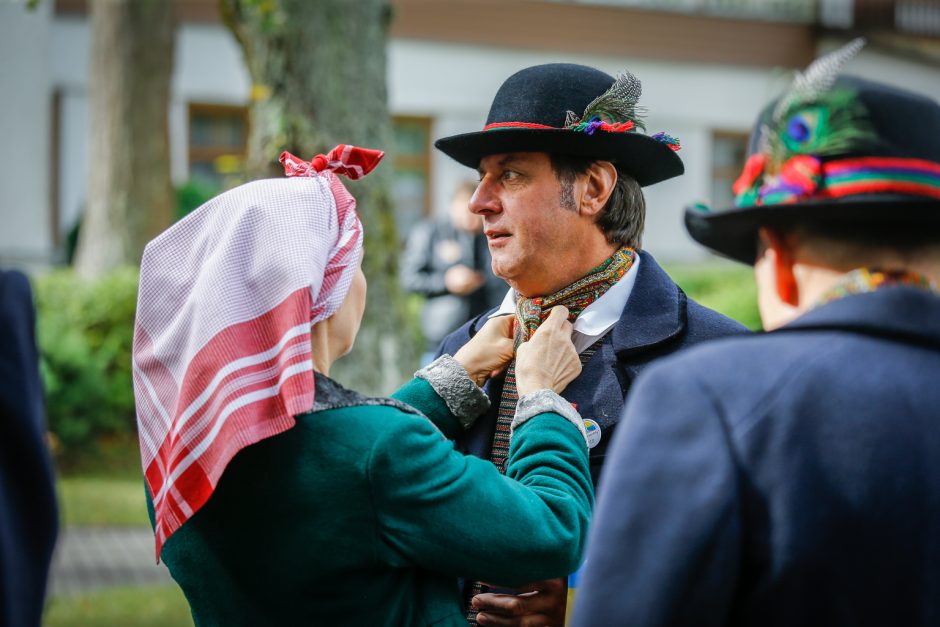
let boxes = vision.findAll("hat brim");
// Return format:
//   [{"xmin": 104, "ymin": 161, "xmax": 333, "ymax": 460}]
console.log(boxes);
[
  {"xmin": 685, "ymin": 195, "xmax": 940, "ymax": 265},
  {"xmin": 434, "ymin": 128, "xmax": 684, "ymax": 187}
]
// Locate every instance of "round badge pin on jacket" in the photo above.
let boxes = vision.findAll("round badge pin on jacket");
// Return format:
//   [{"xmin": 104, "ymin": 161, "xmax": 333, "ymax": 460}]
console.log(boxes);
[{"xmin": 583, "ymin": 419, "xmax": 602, "ymax": 449}]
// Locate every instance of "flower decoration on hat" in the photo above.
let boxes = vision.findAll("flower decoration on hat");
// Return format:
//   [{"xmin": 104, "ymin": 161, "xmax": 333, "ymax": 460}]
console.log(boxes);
[
  {"xmin": 560, "ymin": 71, "xmax": 681, "ymax": 149},
  {"xmin": 563, "ymin": 70, "xmax": 646, "ymax": 134},
  {"xmin": 734, "ymin": 38, "xmax": 878, "ymax": 207},
  {"xmin": 652, "ymin": 132, "xmax": 682, "ymax": 152}
]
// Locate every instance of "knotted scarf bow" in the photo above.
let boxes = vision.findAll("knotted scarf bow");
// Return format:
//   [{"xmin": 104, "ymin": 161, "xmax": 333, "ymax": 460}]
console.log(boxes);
[{"xmin": 280, "ymin": 144, "xmax": 385, "ymax": 180}]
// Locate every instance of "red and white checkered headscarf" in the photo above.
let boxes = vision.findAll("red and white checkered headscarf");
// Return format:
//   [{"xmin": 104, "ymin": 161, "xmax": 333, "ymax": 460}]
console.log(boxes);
[{"xmin": 133, "ymin": 145, "xmax": 383, "ymax": 559}]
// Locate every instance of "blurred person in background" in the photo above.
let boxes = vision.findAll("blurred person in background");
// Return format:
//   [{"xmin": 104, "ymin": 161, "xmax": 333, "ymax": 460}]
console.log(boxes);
[
  {"xmin": 133, "ymin": 145, "xmax": 595, "ymax": 626},
  {"xmin": 434, "ymin": 63, "xmax": 749, "ymax": 626},
  {"xmin": 573, "ymin": 41, "xmax": 940, "ymax": 627},
  {"xmin": 0, "ymin": 269, "xmax": 59, "ymax": 627},
  {"xmin": 401, "ymin": 180, "xmax": 505, "ymax": 365}
]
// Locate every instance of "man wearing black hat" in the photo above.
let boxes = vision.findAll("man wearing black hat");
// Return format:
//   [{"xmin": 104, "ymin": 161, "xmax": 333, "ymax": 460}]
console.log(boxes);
[
  {"xmin": 571, "ymin": 41, "xmax": 940, "ymax": 626},
  {"xmin": 434, "ymin": 63, "xmax": 748, "ymax": 625}
]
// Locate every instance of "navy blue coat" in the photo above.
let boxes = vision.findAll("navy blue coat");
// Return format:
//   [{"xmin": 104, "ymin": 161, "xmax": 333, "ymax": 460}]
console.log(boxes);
[
  {"xmin": 572, "ymin": 287, "xmax": 940, "ymax": 627},
  {"xmin": 0, "ymin": 271, "xmax": 58, "ymax": 627},
  {"xmin": 437, "ymin": 251, "xmax": 749, "ymax": 485}
]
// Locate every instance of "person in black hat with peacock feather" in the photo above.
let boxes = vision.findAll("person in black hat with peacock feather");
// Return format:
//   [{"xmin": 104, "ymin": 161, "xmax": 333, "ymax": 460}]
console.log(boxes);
[
  {"xmin": 571, "ymin": 39, "xmax": 940, "ymax": 627},
  {"xmin": 433, "ymin": 63, "xmax": 749, "ymax": 626}
]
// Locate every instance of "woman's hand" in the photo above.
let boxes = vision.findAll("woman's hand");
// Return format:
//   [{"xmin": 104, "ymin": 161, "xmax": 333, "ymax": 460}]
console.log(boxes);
[
  {"xmin": 515, "ymin": 306, "xmax": 581, "ymax": 397},
  {"xmin": 453, "ymin": 314, "xmax": 516, "ymax": 387}
]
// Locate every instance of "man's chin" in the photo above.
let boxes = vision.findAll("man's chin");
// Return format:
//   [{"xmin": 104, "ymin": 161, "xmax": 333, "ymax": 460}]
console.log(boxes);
[{"xmin": 490, "ymin": 258, "xmax": 518, "ymax": 284}]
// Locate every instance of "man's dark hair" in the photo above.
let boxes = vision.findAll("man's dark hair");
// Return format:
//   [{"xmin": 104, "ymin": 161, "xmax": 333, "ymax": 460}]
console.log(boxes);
[
  {"xmin": 762, "ymin": 219, "xmax": 940, "ymax": 252},
  {"xmin": 549, "ymin": 154, "xmax": 645, "ymax": 249},
  {"xmin": 758, "ymin": 218, "xmax": 940, "ymax": 270},
  {"xmin": 801, "ymin": 219, "xmax": 940, "ymax": 250}
]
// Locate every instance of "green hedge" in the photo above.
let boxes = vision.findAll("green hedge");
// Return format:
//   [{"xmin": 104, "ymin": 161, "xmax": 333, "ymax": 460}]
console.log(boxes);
[{"xmin": 34, "ymin": 268, "xmax": 139, "ymax": 468}]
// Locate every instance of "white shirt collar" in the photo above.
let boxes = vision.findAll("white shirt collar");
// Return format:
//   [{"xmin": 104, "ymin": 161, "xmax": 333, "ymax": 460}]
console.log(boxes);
[{"xmin": 490, "ymin": 253, "xmax": 641, "ymax": 353}]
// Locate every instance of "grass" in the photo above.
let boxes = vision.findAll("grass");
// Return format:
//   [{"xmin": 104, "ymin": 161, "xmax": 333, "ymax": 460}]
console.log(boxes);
[
  {"xmin": 57, "ymin": 474, "xmax": 151, "ymax": 527},
  {"xmin": 43, "ymin": 584, "xmax": 192, "ymax": 627}
]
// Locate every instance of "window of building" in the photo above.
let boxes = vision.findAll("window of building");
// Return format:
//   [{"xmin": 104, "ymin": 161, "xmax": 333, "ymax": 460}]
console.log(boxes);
[
  {"xmin": 391, "ymin": 115, "xmax": 432, "ymax": 239},
  {"xmin": 188, "ymin": 103, "xmax": 248, "ymax": 190},
  {"xmin": 711, "ymin": 131, "xmax": 750, "ymax": 210}
]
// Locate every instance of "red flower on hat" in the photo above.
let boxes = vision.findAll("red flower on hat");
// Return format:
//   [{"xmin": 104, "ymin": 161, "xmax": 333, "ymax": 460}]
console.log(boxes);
[
  {"xmin": 779, "ymin": 154, "xmax": 822, "ymax": 194},
  {"xmin": 757, "ymin": 154, "xmax": 823, "ymax": 205},
  {"xmin": 732, "ymin": 153, "xmax": 767, "ymax": 197}
]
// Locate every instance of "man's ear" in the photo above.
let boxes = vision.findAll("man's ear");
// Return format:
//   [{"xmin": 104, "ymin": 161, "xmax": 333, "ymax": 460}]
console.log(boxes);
[
  {"xmin": 579, "ymin": 161, "xmax": 617, "ymax": 217},
  {"xmin": 759, "ymin": 227, "xmax": 799, "ymax": 306}
]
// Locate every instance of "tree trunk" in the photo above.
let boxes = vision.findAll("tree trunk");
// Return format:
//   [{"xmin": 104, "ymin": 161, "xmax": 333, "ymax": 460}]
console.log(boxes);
[
  {"xmin": 74, "ymin": 0, "xmax": 175, "ymax": 277},
  {"xmin": 220, "ymin": 0, "xmax": 417, "ymax": 393}
]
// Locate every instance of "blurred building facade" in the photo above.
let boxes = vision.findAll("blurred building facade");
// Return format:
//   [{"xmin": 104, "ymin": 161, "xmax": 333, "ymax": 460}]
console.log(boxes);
[{"xmin": 1, "ymin": 0, "xmax": 938, "ymax": 269}]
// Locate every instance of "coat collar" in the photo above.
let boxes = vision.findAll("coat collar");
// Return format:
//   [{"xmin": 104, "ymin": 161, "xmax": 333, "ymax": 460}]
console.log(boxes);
[
  {"xmin": 779, "ymin": 287, "xmax": 940, "ymax": 349},
  {"xmin": 470, "ymin": 250, "xmax": 687, "ymax": 356},
  {"xmin": 609, "ymin": 250, "xmax": 687, "ymax": 357}
]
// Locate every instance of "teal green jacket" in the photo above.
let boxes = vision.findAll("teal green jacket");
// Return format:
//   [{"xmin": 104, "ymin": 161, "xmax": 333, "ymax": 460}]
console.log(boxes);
[{"xmin": 147, "ymin": 372, "xmax": 592, "ymax": 626}]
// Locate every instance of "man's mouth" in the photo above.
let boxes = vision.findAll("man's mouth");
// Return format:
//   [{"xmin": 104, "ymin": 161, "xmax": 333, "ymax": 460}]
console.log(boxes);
[{"xmin": 485, "ymin": 229, "xmax": 511, "ymax": 241}]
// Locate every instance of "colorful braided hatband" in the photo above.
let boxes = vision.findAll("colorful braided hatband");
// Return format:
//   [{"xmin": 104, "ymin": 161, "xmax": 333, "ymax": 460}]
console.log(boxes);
[{"xmin": 733, "ymin": 155, "xmax": 940, "ymax": 208}]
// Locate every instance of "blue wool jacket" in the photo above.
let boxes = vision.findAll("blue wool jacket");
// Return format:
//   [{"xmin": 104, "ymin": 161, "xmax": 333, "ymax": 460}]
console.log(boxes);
[
  {"xmin": 572, "ymin": 287, "xmax": 940, "ymax": 627},
  {"xmin": 0, "ymin": 271, "xmax": 58, "ymax": 627},
  {"xmin": 437, "ymin": 250, "xmax": 749, "ymax": 485}
]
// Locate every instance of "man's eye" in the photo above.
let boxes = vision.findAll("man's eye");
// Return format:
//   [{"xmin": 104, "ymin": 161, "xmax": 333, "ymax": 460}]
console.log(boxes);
[{"xmin": 502, "ymin": 170, "xmax": 520, "ymax": 181}]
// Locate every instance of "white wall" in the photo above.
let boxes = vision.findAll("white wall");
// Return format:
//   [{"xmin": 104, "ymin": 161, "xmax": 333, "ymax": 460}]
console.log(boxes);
[
  {"xmin": 0, "ymin": 1, "xmax": 53, "ymax": 269},
  {"xmin": 819, "ymin": 36, "xmax": 940, "ymax": 101}
]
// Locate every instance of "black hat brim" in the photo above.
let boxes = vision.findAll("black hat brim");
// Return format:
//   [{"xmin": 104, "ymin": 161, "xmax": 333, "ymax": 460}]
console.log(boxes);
[
  {"xmin": 685, "ymin": 195, "xmax": 940, "ymax": 265},
  {"xmin": 434, "ymin": 128, "xmax": 684, "ymax": 187}
]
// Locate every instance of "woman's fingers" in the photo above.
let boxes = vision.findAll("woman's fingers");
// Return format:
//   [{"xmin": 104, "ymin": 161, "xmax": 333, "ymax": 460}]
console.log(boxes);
[
  {"xmin": 541, "ymin": 305, "xmax": 571, "ymax": 330},
  {"xmin": 453, "ymin": 315, "xmax": 516, "ymax": 387},
  {"xmin": 515, "ymin": 307, "xmax": 581, "ymax": 396},
  {"xmin": 489, "ymin": 313, "xmax": 515, "ymax": 339}
]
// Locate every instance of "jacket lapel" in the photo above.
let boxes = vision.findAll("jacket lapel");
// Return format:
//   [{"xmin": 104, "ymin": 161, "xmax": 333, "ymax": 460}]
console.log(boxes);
[{"xmin": 610, "ymin": 251, "xmax": 687, "ymax": 357}]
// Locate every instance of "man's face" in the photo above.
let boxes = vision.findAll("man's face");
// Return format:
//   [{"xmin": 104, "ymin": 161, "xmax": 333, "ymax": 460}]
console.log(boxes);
[{"xmin": 471, "ymin": 152, "xmax": 587, "ymax": 297}]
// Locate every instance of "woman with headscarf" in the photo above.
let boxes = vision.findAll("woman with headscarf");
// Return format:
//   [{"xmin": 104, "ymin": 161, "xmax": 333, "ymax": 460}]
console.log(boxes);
[{"xmin": 133, "ymin": 145, "xmax": 593, "ymax": 626}]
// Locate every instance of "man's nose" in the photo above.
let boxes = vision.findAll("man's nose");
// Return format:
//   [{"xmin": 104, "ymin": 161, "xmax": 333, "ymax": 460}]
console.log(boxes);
[{"xmin": 469, "ymin": 179, "xmax": 500, "ymax": 215}]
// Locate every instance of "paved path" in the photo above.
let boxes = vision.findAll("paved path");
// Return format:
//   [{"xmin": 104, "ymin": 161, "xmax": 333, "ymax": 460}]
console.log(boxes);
[{"xmin": 49, "ymin": 527, "xmax": 173, "ymax": 596}]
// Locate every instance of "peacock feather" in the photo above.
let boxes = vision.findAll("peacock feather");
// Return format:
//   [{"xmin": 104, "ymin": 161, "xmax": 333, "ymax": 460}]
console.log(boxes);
[
  {"xmin": 565, "ymin": 71, "xmax": 647, "ymax": 132},
  {"xmin": 759, "ymin": 38, "xmax": 874, "ymax": 173}
]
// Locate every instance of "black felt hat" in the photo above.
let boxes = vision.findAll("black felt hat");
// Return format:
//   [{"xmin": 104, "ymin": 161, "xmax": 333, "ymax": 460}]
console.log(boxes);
[
  {"xmin": 434, "ymin": 63, "xmax": 684, "ymax": 187},
  {"xmin": 685, "ymin": 59, "xmax": 940, "ymax": 265}
]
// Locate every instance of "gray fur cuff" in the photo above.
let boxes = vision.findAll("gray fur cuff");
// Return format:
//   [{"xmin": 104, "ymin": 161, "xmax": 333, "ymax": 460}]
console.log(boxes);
[
  {"xmin": 415, "ymin": 355, "xmax": 491, "ymax": 429},
  {"xmin": 510, "ymin": 390, "xmax": 588, "ymax": 445}
]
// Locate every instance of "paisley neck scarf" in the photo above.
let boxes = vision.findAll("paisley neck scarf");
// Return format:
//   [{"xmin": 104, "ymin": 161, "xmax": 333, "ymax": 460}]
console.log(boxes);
[
  {"xmin": 513, "ymin": 247, "xmax": 636, "ymax": 345},
  {"xmin": 817, "ymin": 267, "xmax": 938, "ymax": 307}
]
